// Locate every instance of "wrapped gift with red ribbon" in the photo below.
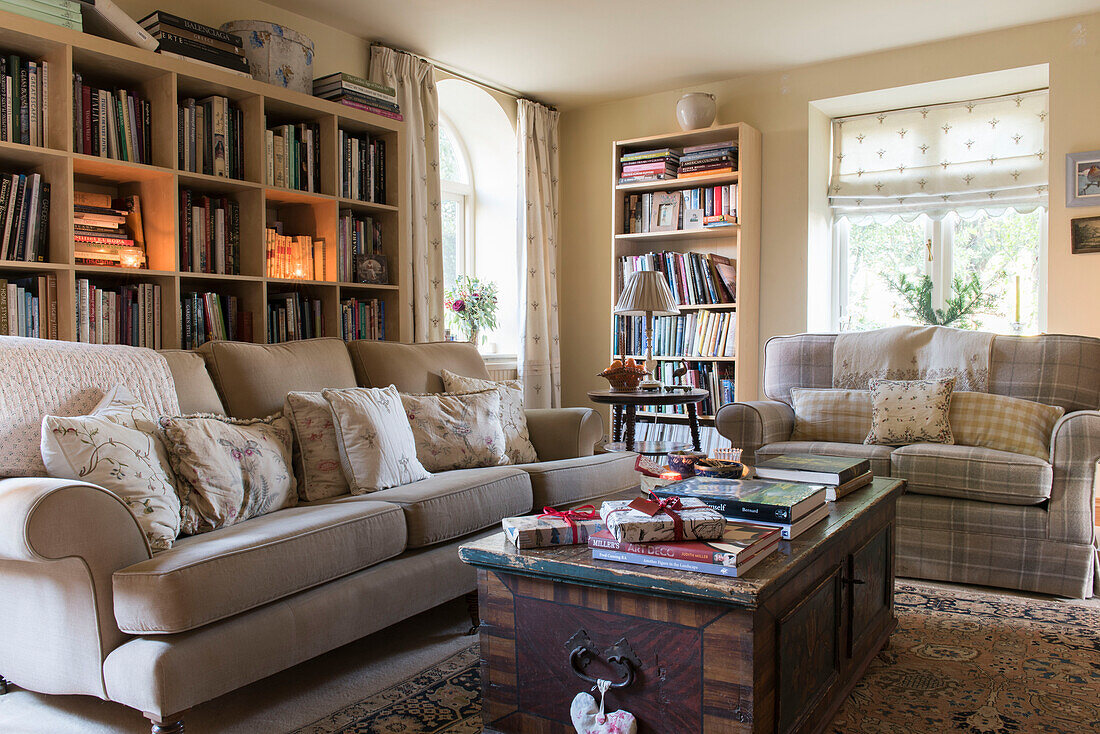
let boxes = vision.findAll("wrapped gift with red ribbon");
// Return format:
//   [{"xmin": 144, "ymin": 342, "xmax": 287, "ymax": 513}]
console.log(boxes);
[
  {"xmin": 600, "ymin": 492, "xmax": 725, "ymax": 543},
  {"xmin": 502, "ymin": 505, "xmax": 605, "ymax": 549}
]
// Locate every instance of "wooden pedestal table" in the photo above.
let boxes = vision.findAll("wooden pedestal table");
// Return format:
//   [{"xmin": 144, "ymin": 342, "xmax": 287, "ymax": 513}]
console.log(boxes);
[
  {"xmin": 460, "ymin": 478, "xmax": 906, "ymax": 734},
  {"xmin": 587, "ymin": 387, "xmax": 709, "ymax": 455}
]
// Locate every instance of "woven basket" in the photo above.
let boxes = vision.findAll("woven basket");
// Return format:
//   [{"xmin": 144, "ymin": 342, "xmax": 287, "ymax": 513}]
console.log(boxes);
[{"xmin": 599, "ymin": 366, "xmax": 646, "ymax": 391}]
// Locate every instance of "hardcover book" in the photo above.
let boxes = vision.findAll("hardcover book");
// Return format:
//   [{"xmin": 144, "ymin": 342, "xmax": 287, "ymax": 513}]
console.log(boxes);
[
  {"xmin": 754, "ymin": 454, "xmax": 872, "ymax": 485},
  {"xmin": 653, "ymin": 477, "xmax": 826, "ymax": 524},
  {"xmin": 588, "ymin": 529, "xmax": 780, "ymax": 578},
  {"xmin": 588, "ymin": 523, "xmax": 779, "ymax": 566}
]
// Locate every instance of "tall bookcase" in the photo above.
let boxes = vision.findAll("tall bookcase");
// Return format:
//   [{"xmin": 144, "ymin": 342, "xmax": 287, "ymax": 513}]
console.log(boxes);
[
  {"xmin": 611, "ymin": 122, "xmax": 760, "ymax": 427},
  {"xmin": 0, "ymin": 9, "xmax": 408, "ymax": 346}
]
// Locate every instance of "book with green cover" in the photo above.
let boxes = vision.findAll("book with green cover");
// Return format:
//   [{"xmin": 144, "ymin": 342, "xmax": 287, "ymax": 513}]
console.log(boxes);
[
  {"xmin": 653, "ymin": 476, "xmax": 826, "ymax": 524},
  {"xmin": 754, "ymin": 454, "xmax": 870, "ymax": 485}
]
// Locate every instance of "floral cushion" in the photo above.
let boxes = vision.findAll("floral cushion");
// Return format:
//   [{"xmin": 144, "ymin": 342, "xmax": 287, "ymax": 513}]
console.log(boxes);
[
  {"xmin": 41, "ymin": 386, "xmax": 181, "ymax": 551},
  {"xmin": 323, "ymin": 386, "xmax": 431, "ymax": 493},
  {"xmin": 159, "ymin": 413, "xmax": 297, "ymax": 535},
  {"xmin": 865, "ymin": 377, "xmax": 955, "ymax": 446},
  {"xmin": 400, "ymin": 389, "xmax": 507, "ymax": 472},
  {"xmin": 284, "ymin": 391, "xmax": 349, "ymax": 501},
  {"xmin": 440, "ymin": 368, "xmax": 538, "ymax": 464}
]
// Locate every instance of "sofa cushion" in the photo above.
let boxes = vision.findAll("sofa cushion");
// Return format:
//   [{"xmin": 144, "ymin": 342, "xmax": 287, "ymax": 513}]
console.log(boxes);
[
  {"xmin": 891, "ymin": 443, "xmax": 1052, "ymax": 506},
  {"xmin": 513, "ymin": 453, "xmax": 638, "ymax": 508},
  {"xmin": 949, "ymin": 391, "xmax": 1064, "ymax": 461},
  {"xmin": 198, "ymin": 339, "xmax": 358, "ymax": 418},
  {"xmin": 441, "ymin": 369, "xmax": 539, "ymax": 464},
  {"xmin": 789, "ymin": 388, "xmax": 871, "ymax": 444},
  {"xmin": 757, "ymin": 441, "xmax": 894, "ymax": 477},
  {"xmin": 284, "ymin": 392, "xmax": 349, "ymax": 501},
  {"xmin": 159, "ymin": 349, "xmax": 225, "ymax": 415},
  {"xmin": 346, "ymin": 340, "xmax": 491, "ymax": 393},
  {"xmin": 112, "ymin": 500, "xmax": 406, "ymax": 634},
  {"xmin": 322, "ymin": 466, "xmax": 531, "ymax": 548},
  {"xmin": 866, "ymin": 377, "xmax": 955, "ymax": 446},
  {"xmin": 400, "ymin": 389, "xmax": 507, "ymax": 472}
]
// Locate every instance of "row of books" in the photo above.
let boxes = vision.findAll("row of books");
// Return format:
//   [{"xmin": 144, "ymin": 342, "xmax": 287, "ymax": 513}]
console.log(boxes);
[
  {"xmin": 676, "ymin": 140, "xmax": 737, "ymax": 178},
  {"xmin": 313, "ymin": 72, "xmax": 401, "ymax": 121},
  {"xmin": 181, "ymin": 291, "xmax": 252, "ymax": 348},
  {"xmin": 1, "ymin": 52, "xmax": 49, "ymax": 147},
  {"xmin": 268, "ymin": 292, "xmax": 322, "ymax": 343},
  {"xmin": 623, "ymin": 184, "xmax": 738, "ymax": 234},
  {"xmin": 266, "ymin": 122, "xmax": 322, "ymax": 193},
  {"xmin": 338, "ymin": 209, "xmax": 384, "ymax": 283},
  {"xmin": 618, "ymin": 311, "xmax": 737, "ymax": 364},
  {"xmin": 178, "ymin": 96, "xmax": 245, "ymax": 179},
  {"xmin": 638, "ymin": 360, "xmax": 732, "ymax": 417},
  {"xmin": 617, "ymin": 140, "xmax": 738, "ymax": 184},
  {"xmin": 180, "ymin": 190, "xmax": 240, "ymax": 275},
  {"xmin": 0, "ymin": 0, "xmax": 80, "ymax": 30},
  {"xmin": 141, "ymin": 10, "xmax": 252, "ymax": 78},
  {"xmin": 341, "ymin": 297, "xmax": 385, "ymax": 341},
  {"xmin": 338, "ymin": 129, "xmax": 386, "ymax": 203},
  {"xmin": 0, "ymin": 273, "xmax": 56, "ymax": 338},
  {"xmin": 75, "ymin": 278, "xmax": 161, "ymax": 347},
  {"xmin": 266, "ymin": 228, "xmax": 324, "ymax": 280},
  {"xmin": 619, "ymin": 251, "xmax": 736, "ymax": 306},
  {"xmin": 72, "ymin": 74, "xmax": 151, "ymax": 164},
  {"xmin": 74, "ymin": 191, "xmax": 144, "ymax": 267},
  {"xmin": 633, "ymin": 421, "xmax": 730, "ymax": 456},
  {"xmin": 0, "ymin": 171, "xmax": 49, "ymax": 262}
]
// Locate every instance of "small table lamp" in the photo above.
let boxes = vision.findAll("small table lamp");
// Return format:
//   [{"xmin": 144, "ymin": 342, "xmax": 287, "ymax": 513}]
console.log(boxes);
[{"xmin": 614, "ymin": 270, "xmax": 680, "ymax": 390}]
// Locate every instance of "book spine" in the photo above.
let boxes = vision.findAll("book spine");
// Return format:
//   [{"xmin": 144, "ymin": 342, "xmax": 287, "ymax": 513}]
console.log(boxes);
[
  {"xmin": 590, "ymin": 548, "xmax": 739, "ymax": 577},
  {"xmin": 334, "ymin": 98, "xmax": 404, "ymax": 121},
  {"xmin": 18, "ymin": 62, "xmax": 28, "ymax": 145},
  {"xmin": 154, "ymin": 36, "xmax": 250, "ymax": 74},
  {"xmin": 144, "ymin": 11, "xmax": 242, "ymax": 47},
  {"xmin": 148, "ymin": 23, "xmax": 242, "ymax": 54},
  {"xmin": 588, "ymin": 533, "xmax": 724, "ymax": 564}
]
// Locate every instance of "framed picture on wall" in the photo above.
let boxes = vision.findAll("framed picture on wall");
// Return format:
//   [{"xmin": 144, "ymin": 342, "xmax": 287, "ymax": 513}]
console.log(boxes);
[
  {"xmin": 1066, "ymin": 150, "xmax": 1100, "ymax": 207},
  {"xmin": 1071, "ymin": 215, "xmax": 1100, "ymax": 254}
]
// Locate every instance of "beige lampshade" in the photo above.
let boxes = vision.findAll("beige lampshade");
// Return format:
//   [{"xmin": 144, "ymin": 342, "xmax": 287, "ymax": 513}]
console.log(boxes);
[{"xmin": 614, "ymin": 270, "xmax": 681, "ymax": 316}]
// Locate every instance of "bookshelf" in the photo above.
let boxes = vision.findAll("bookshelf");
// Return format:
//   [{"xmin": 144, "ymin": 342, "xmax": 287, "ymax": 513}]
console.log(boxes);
[
  {"xmin": 611, "ymin": 122, "xmax": 760, "ymax": 426},
  {"xmin": 0, "ymin": 9, "xmax": 408, "ymax": 346}
]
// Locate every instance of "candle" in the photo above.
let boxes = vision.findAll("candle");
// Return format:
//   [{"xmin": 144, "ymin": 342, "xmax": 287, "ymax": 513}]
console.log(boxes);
[
  {"xmin": 1015, "ymin": 275, "xmax": 1021, "ymax": 323},
  {"xmin": 659, "ymin": 471, "xmax": 682, "ymax": 482}
]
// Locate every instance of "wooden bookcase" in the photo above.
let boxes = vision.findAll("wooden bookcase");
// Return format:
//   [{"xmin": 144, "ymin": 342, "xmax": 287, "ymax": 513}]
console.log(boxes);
[
  {"xmin": 611, "ymin": 122, "xmax": 760, "ymax": 425},
  {"xmin": 0, "ymin": 9, "xmax": 408, "ymax": 346}
]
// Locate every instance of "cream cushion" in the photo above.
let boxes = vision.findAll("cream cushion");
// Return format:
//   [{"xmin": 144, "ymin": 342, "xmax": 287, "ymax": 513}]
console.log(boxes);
[
  {"xmin": 949, "ymin": 391, "xmax": 1064, "ymax": 462},
  {"xmin": 159, "ymin": 414, "xmax": 298, "ymax": 534},
  {"xmin": 346, "ymin": 340, "xmax": 490, "ymax": 393},
  {"xmin": 441, "ymin": 368, "xmax": 539, "ymax": 464},
  {"xmin": 400, "ymin": 390, "xmax": 507, "ymax": 472},
  {"xmin": 158, "ymin": 349, "xmax": 225, "ymax": 415},
  {"xmin": 41, "ymin": 386, "xmax": 181, "ymax": 551},
  {"xmin": 323, "ymin": 386, "xmax": 430, "ymax": 493},
  {"xmin": 789, "ymin": 388, "xmax": 872, "ymax": 444},
  {"xmin": 865, "ymin": 377, "xmax": 955, "ymax": 446},
  {"xmin": 284, "ymin": 392, "xmax": 349, "ymax": 501}
]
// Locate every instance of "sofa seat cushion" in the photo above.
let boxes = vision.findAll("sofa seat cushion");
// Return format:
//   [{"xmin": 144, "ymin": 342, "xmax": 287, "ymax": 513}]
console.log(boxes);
[
  {"xmin": 322, "ymin": 466, "xmax": 532, "ymax": 548},
  {"xmin": 756, "ymin": 441, "xmax": 894, "ymax": 477},
  {"xmin": 112, "ymin": 500, "xmax": 406, "ymax": 634},
  {"xmin": 891, "ymin": 443, "xmax": 1051, "ymax": 506},
  {"xmin": 513, "ymin": 453, "xmax": 638, "ymax": 508}
]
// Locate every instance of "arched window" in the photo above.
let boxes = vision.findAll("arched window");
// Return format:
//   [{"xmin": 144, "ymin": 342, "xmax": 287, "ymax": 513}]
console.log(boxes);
[{"xmin": 439, "ymin": 118, "xmax": 473, "ymax": 292}]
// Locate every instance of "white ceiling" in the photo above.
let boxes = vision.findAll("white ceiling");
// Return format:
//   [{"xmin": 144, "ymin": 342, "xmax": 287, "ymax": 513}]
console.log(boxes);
[{"xmin": 267, "ymin": 0, "xmax": 1097, "ymax": 108}]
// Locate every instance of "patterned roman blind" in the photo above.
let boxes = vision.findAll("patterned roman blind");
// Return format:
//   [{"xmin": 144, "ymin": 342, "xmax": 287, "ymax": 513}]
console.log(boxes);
[{"xmin": 829, "ymin": 90, "xmax": 1048, "ymax": 222}]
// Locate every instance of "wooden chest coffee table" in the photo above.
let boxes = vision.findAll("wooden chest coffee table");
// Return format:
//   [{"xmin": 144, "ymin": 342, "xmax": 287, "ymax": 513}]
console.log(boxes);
[{"xmin": 458, "ymin": 477, "xmax": 905, "ymax": 734}]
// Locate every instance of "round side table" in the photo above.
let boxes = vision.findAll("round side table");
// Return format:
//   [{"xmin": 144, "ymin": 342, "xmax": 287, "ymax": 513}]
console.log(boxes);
[{"xmin": 587, "ymin": 388, "xmax": 709, "ymax": 455}]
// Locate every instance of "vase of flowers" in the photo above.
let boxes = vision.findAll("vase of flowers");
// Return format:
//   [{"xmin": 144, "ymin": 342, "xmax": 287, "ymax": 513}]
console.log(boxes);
[{"xmin": 445, "ymin": 276, "xmax": 498, "ymax": 345}]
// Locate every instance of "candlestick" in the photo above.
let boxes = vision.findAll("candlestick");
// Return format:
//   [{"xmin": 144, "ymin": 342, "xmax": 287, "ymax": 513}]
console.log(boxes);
[{"xmin": 1015, "ymin": 275, "xmax": 1021, "ymax": 324}]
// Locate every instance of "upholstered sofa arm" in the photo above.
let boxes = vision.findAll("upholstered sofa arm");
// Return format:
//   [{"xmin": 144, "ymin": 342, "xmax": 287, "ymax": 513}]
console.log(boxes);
[
  {"xmin": 714, "ymin": 400, "xmax": 796, "ymax": 464},
  {"xmin": 526, "ymin": 408, "xmax": 604, "ymax": 461},
  {"xmin": 0, "ymin": 478, "xmax": 150, "ymax": 697},
  {"xmin": 1047, "ymin": 410, "xmax": 1100, "ymax": 545}
]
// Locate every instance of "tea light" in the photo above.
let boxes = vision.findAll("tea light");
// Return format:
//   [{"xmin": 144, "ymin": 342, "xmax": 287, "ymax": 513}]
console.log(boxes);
[
  {"xmin": 660, "ymin": 470, "xmax": 682, "ymax": 482},
  {"xmin": 119, "ymin": 247, "xmax": 144, "ymax": 269}
]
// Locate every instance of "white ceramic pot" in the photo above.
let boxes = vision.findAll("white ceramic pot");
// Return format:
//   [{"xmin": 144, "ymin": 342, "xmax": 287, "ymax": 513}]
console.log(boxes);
[
  {"xmin": 676, "ymin": 93, "xmax": 717, "ymax": 131},
  {"xmin": 220, "ymin": 20, "xmax": 315, "ymax": 95}
]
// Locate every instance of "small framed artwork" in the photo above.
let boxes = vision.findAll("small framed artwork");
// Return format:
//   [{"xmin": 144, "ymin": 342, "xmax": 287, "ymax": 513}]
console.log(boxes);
[
  {"xmin": 1066, "ymin": 150, "xmax": 1100, "ymax": 207},
  {"xmin": 683, "ymin": 208, "xmax": 704, "ymax": 229},
  {"xmin": 650, "ymin": 191, "xmax": 681, "ymax": 232},
  {"xmin": 1071, "ymin": 215, "xmax": 1100, "ymax": 254},
  {"xmin": 356, "ymin": 254, "xmax": 389, "ymax": 284}
]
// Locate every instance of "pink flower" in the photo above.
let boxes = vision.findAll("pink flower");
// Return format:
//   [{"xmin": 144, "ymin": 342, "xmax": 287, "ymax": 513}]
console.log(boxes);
[{"xmin": 452, "ymin": 299, "xmax": 466, "ymax": 312}]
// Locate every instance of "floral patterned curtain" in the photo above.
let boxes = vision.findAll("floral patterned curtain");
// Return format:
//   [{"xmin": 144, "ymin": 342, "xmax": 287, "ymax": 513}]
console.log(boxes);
[{"xmin": 829, "ymin": 90, "xmax": 1048, "ymax": 223}]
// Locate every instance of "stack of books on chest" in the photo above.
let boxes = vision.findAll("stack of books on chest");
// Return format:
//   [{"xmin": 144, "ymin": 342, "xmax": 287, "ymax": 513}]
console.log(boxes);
[
  {"xmin": 140, "ymin": 11, "xmax": 250, "ymax": 78},
  {"xmin": 618, "ymin": 147, "xmax": 680, "ymax": 184},
  {"xmin": 313, "ymin": 73, "xmax": 401, "ymax": 121},
  {"xmin": 755, "ymin": 455, "xmax": 872, "ymax": 501},
  {"xmin": 589, "ymin": 523, "xmax": 780, "ymax": 578}
]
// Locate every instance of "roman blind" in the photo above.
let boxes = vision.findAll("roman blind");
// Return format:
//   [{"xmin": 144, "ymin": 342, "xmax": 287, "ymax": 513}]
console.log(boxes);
[{"xmin": 829, "ymin": 90, "xmax": 1048, "ymax": 222}]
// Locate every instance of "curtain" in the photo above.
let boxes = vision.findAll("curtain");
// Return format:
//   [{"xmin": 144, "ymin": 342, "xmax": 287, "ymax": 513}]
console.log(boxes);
[
  {"xmin": 368, "ymin": 46, "xmax": 444, "ymax": 341},
  {"xmin": 517, "ymin": 99, "xmax": 561, "ymax": 408},
  {"xmin": 829, "ymin": 90, "xmax": 1048, "ymax": 223}
]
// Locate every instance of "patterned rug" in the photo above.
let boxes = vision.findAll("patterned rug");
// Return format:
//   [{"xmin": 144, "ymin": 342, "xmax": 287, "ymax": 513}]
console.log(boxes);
[{"xmin": 294, "ymin": 582, "xmax": 1100, "ymax": 733}]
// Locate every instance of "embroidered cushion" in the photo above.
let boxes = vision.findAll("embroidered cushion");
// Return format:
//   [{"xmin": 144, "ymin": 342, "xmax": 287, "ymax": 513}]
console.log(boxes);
[
  {"xmin": 284, "ymin": 391, "xmax": 349, "ymax": 501},
  {"xmin": 322, "ymin": 386, "xmax": 431, "ymax": 493},
  {"xmin": 41, "ymin": 386, "xmax": 181, "ymax": 551},
  {"xmin": 865, "ymin": 377, "xmax": 956, "ymax": 446},
  {"xmin": 159, "ymin": 413, "xmax": 297, "ymax": 535},
  {"xmin": 400, "ymin": 389, "xmax": 507, "ymax": 472},
  {"xmin": 440, "ymin": 368, "xmax": 538, "ymax": 464},
  {"xmin": 949, "ymin": 391, "xmax": 1064, "ymax": 461},
  {"xmin": 789, "ymin": 388, "xmax": 872, "ymax": 444}
]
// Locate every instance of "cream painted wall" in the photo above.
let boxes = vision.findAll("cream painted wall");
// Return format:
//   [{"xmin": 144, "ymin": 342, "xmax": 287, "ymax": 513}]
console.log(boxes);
[{"xmin": 559, "ymin": 11, "xmax": 1100, "ymax": 409}]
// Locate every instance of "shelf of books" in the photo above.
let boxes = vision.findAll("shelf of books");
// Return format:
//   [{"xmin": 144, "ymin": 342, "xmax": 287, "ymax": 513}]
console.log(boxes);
[
  {"xmin": 0, "ymin": 8, "xmax": 408, "ymax": 347},
  {"xmin": 610, "ymin": 122, "xmax": 760, "ymax": 435}
]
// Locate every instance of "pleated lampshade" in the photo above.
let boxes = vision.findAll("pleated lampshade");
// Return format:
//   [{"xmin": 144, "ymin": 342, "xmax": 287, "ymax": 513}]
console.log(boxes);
[{"xmin": 614, "ymin": 270, "xmax": 681, "ymax": 316}]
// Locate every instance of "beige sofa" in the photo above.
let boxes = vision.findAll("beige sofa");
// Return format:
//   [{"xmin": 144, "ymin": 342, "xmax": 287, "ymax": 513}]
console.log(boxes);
[
  {"xmin": 0, "ymin": 337, "xmax": 636, "ymax": 732},
  {"xmin": 716, "ymin": 330, "xmax": 1100, "ymax": 599}
]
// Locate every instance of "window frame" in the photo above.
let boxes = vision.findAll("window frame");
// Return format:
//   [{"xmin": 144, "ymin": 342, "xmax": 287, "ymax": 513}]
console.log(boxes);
[{"xmin": 439, "ymin": 114, "xmax": 475, "ymax": 281}]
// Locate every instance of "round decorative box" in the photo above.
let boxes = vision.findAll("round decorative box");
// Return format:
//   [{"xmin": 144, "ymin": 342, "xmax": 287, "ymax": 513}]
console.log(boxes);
[
  {"xmin": 676, "ymin": 92, "xmax": 716, "ymax": 131},
  {"xmin": 220, "ymin": 21, "xmax": 315, "ymax": 95}
]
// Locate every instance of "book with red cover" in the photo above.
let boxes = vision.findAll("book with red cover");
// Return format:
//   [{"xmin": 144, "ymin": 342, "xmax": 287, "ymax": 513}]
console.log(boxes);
[{"xmin": 588, "ymin": 523, "xmax": 779, "ymax": 566}]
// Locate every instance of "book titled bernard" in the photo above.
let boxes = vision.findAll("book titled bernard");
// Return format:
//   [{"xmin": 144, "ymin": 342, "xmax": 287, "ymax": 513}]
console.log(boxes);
[
  {"xmin": 588, "ymin": 524, "xmax": 780, "ymax": 578},
  {"xmin": 653, "ymin": 476, "xmax": 826, "ymax": 524}
]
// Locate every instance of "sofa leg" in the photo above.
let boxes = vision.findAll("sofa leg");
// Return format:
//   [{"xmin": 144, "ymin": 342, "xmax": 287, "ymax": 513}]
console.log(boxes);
[
  {"xmin": 0, "ymin": 674, "xmax": 8, "ymax": 694},
  {"xmin": 145, "ymin": 712, "xmax": 184, "ymax": 733},
  {"xmin": 464, "ymin": 590, "xmax": 480, "ymax": 635}
]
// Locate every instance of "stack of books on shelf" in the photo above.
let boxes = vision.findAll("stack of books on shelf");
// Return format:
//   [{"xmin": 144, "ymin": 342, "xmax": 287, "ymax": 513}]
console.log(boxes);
[
  {"xmin": 1, "ymin": 52, "xmax": 50, "ymax": 146},
  {"xmin": 179, "ymin": 190, "xmax": 239, "ymax": 274},
  {"xmin": 341, "ymin": 296, "xmax": 384, "ymax": 340},
  {"xmin": 0, "ymin": 273, "xmax": 57, "ymax": 338},
  {"xmin": 72, "ymin": 75, "xmax": 151, "ymax": 163},
  {"xmin": 618, "ymin": 251, "xmax": 735, "ymax": 305},
  {"xmin": 182, "ymin": 291, "xmax": 249, "ymax": 347},
  {"xmin": 0, "ymin": 171, "xmax": 49, "ymax": 262},
  {"xmin": 140, "ymin": 11, "xmax": 251, "ymax": 78},
  {"xmin": 266, "ymin": 226, "xmax": 326, "ymax": 280},
  {"xmin": 623, "ymin": 184, "xmax": 738, "ymax": 233},
  {"xmin": 678, "ymin": 140, "xmax": 737, "ymax": 179},
  {"xmin": 338, "ymin": 129, "xmax": 386, "ymax": 203},
  {"xmin": 337, "ymin": 209, "xmax": 384, "ymax": 282},
  {"xmin": 3, "ymin": 0, "xmax": 80, "ymax": 30},
  {"xmin": 177, "ymin": 97, "xmax": 245, "ymax": 179},
  {"xmin": 75, "ymin": 278, "xmax": 161, "ymax": 347},
  {"xmin": 755, "ymin": 455, "xmax": 873, "ymax": 501},
  {"xmin": 633, "ymin": 422, "xmax": 731, "ymax": 455},
  {"xmin": 74, "ymin": 191, "xmax": 144, "ymax": 267},
  {"xmin": 268, "ymin": 292, "xmax": 322, "ymax": 343},
  {"xmin": 313, "ymin": 73, "xmax": 401, "ymax": 121},
  {"xmin": 617, "ymin": 147, "xmax": 679, "ymax": 184},
  {"xmin": 266, "ymin": 122, "xmax": 321, "ymax": 192}
]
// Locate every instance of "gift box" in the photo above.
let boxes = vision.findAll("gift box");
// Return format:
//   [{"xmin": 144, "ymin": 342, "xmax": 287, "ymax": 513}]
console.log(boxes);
[
  {"xmin": 502, "ymin": 506, "xmax": 605, "ymax": 549},
  {"xmin": 600, "ymin": 495, "xmax": 725, "ymax": 543}
]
